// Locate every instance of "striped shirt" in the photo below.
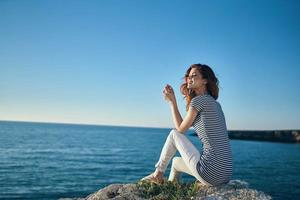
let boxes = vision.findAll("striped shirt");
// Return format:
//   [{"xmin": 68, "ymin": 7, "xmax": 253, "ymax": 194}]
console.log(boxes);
[{"xmin": 190, "ymin": 94, "xmax": 233, "ymax": 186}]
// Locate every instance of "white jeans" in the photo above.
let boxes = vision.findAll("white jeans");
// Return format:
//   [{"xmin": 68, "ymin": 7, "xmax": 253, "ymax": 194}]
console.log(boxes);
[{"xmin": 155, "ymin": 129, "xmax": 212, "ymax": 186}]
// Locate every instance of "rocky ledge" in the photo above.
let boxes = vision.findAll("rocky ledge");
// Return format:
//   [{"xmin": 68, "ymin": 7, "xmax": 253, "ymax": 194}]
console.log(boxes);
[{"xmin": 60, "ymin": 179, "xmax": 272, "ymax": 200}]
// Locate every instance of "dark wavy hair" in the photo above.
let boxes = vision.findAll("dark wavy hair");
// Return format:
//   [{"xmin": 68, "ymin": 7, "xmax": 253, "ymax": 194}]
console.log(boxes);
[{"xmin": 180, "ymin": 64, "xmax": 219, "ymax": 111}]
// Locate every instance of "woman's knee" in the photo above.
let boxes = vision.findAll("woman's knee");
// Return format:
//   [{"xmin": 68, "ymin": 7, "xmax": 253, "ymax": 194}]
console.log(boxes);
[
  {"xmin": 171, "ymin": 156, "xmax": 183, "ymax": 169},
  {"xmin": 172, "ymin": 156, "xmax": 181, "ymax": 165},
  {"xmin": 169, "ymin": 129, "xmax": 179, "ymax": 138},
  {"xmin": 167, "ymin": 129, "xmax": 175, "ymax": 139},
  {"xmin": 169, "ymin": 129, "xmax": 176, "ymax": 134}
]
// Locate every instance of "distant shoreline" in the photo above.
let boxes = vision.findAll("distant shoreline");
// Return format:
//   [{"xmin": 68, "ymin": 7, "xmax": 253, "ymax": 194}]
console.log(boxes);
[
  {"xmin": 193, "ymin": 130, "xmax": 300, "ymax": 143},
  {"xmin": 227, "ymin": 130, "xmax": 300, "ymax": 143}
]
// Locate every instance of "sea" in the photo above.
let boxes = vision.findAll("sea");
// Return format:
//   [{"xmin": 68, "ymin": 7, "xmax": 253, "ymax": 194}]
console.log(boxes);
[{"xmin": 0, "ymin": 121, "xmax": 299, "ymax": 200}]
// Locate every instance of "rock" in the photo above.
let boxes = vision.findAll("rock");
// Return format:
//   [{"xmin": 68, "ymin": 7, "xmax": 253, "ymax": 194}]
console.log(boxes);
[
  {"xmin": 64, "ymin": 179, "xmax": 272, "ymax": 200},
  {"xmin": 192, "ymin": 180, "xmax": 272, "ymax": 200},
  {"xmin": 85, "ymin": 183, "xmax": 142, "ymax": 200}
]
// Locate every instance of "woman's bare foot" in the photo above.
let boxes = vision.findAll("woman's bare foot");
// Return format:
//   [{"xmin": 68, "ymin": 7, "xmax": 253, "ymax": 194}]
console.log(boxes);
[
  {"xmin": 154, "ymin": 170, "xmax": 164, "ymax": 179},
  {"xmin": 141, "ymin": 170, "xmax": 165, "ymax": 184}
]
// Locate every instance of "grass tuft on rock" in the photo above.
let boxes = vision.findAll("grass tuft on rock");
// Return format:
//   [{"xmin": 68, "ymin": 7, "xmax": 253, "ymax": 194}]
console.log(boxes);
[{"xmin": 136, "ymin": 180, "xmax": 200, "ymax": 200}]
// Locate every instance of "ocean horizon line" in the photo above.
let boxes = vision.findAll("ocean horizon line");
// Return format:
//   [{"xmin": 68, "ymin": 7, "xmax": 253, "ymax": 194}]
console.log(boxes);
[
  {"xmin": 0, "ymin": 119, "xmax": 299, "ymax": 132},
  {"xmin": 0, "ymin": 119, "xmax": 173, "ymax": 130}
]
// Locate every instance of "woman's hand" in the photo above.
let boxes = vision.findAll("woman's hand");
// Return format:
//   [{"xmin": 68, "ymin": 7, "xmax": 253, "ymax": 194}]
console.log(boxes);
[{"xmin": 163, "ymin": 84, "xmax": 176, "ymax": 105}]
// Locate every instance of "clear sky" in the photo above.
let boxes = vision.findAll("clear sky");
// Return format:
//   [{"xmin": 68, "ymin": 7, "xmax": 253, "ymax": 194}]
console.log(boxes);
[{"xmin": 1, "ymin": 0, "xmax": 299, "ymax": 130}]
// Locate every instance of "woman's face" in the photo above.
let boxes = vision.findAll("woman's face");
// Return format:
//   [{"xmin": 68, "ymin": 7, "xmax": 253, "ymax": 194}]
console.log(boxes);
[{"xmin": 187, "ymin": 67, "xmax": 207, "ymax": 90}]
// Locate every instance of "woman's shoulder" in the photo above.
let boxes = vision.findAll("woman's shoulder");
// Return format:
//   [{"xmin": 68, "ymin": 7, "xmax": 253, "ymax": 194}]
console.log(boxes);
[
  {"xmin": 192, "ymin": 94, "xmax": 212, "ymax": 102},
  {"xmin": 190, "ymin": 94, "xmax": 211, "ymax": 108},
  {"xmin": 190, "ymin": 94, "xmax": 217, "ymax": 111}
]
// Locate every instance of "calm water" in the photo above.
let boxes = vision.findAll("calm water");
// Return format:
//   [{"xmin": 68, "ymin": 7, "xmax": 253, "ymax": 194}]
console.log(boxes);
[{"xmin": 0, "ymin": 121, "xmax": 299, "ymax": 200}]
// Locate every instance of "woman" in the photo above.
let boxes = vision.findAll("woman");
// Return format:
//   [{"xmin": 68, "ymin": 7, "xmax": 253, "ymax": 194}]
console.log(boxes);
[{"xmin": 141, "ymin": 63, "xmax": 233, "ymax": 186}]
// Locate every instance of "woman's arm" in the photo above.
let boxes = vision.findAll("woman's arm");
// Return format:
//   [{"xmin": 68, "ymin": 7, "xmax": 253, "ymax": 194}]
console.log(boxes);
[
  {"xmin": 170, "ymin": 102, "xmax": 198, "ymax": 134},
  {"xmin": 169, "ymin": 101, "xmax": 183, "ymax": 130},
  {"xmin": 163, "ymin": 84, "xmax": 198, "ymax": 134}
]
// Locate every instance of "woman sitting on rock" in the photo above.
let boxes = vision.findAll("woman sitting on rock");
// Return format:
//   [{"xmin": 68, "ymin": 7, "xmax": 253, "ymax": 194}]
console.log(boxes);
[{"xmin": 141, "ymin": 63, "xmax": 233, "ymax": 186}]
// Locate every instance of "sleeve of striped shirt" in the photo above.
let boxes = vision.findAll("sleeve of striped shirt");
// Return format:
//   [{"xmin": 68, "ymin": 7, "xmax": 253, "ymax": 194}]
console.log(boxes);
[{"xmin": 190, "ymin": 96, "xmax": 205, "ymax": 112}]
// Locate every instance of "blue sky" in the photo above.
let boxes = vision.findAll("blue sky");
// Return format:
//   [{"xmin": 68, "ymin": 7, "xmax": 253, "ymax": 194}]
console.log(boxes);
[{"xmin": 1, "ymin": 0, "xmax": 299, "ymax": 130}]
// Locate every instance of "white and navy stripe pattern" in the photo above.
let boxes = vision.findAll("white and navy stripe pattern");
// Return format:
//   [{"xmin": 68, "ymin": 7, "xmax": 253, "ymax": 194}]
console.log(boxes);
[{"xmin": 190, "ymin": 94, "xmax": 233, "ymax": 186}]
